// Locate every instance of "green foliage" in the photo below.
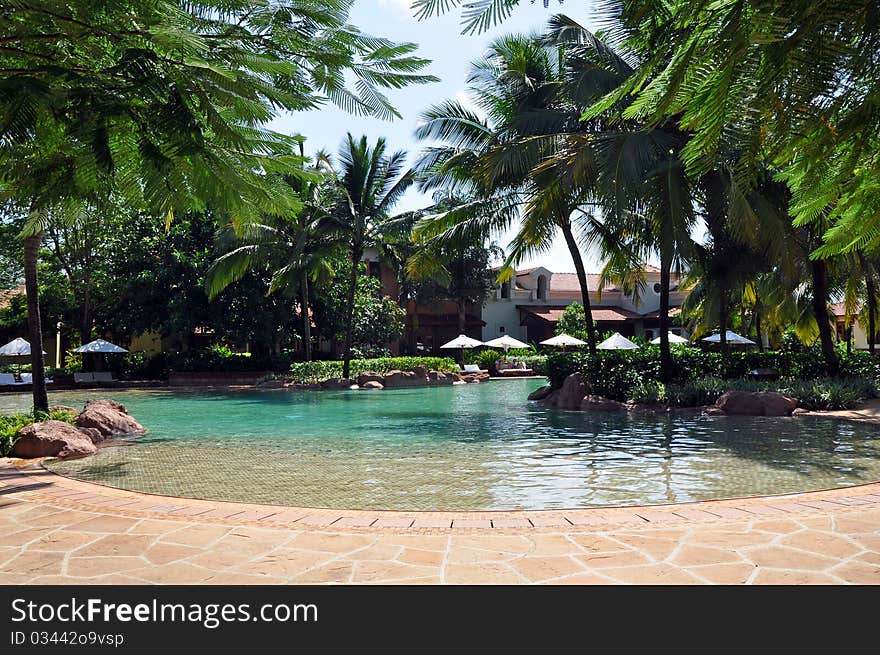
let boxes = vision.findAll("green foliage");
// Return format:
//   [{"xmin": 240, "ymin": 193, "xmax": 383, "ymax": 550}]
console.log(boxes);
[
  {"xmin": 628, "ymin": 380, "xmax": 667, "ymax": 404},
  {"xmin": 289, "ymin": 356, "xmax": 458, "ymax": 383},
  {"xmin": 555, "ymin": 303, "xmax": 594, "ymax": 342},
  {"xmin": 0, "ymin": 408, "xmax": 77, "ymax": 456}
]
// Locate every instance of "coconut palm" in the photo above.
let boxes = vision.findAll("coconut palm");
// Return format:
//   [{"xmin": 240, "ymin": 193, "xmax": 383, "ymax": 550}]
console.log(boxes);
[{"xmin": 325, "ymin": 134, "xmax": 414, "ymax": 378}]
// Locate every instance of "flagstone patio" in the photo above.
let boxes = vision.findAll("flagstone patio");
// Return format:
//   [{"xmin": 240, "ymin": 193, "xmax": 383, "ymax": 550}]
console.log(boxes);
[{"xmin": 1, "ymin": 460, "xmax": 879, "ymax": 584}]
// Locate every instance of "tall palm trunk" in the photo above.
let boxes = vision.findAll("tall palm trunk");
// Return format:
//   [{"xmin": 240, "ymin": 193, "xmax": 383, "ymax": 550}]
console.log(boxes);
[
  {"xmin": 810, "ymin": 258, "xmax": 838, "ymax": 375},
  {"xmin": 658, "ymin": 252, "xmax": 672, "ymax": 384},
  {"xmin": 24, "ymin": 232, "xmax": 48, "ymax": 413},
  {"xmin": 342, "ymin": 248, "xmax": 362, "ymax": 379},
  {"xmin": 457, "ymin": 300, "xmax": 466, "ymax": 334},
  {"xmin": 858, "ymin": 251, "xmax": 876, "ymax": 355},
  {"xmin": 718, "ymin": 287, "xmax": 729, "ymax": 355},
  {"xmin": 754, "ymin": 300, "xmax": 765, "ymax": 352},
  {"xmin": 300, "ymin": 272, "xmax": 312, "ymax": 362},
  {"xmin": 560, "ymin": 221, "xmax": 596, "ymax": 354}
]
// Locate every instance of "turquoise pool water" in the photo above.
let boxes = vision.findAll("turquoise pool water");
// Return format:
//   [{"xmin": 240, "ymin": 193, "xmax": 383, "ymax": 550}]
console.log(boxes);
[{"xmin": 4, "ymin": 379, "xmax": 880, "ymax": 510}]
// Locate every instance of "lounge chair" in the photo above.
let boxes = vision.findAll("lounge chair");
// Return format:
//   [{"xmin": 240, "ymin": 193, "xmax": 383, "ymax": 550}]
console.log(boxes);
[
  {"xmin": 462, "ymin": 364, "xmax": 488, "ymax": 374},
  {"xmin": 92, "ymin": 371, "xmax": 115, "ymax": 383},
  {"xmin": 18, "ymin": 373, "xmax": 52, "ymax": 385},
  {"xmin": 496, "ymin": 361, "xmax": 534, "ymax": 377},
  {"xmin": 74, "ymin": 372, "xmax": 94, "ymax": 384},
  {"xmin": 0, "ymin": 373, "xmax": 17, "ymax": 385}
]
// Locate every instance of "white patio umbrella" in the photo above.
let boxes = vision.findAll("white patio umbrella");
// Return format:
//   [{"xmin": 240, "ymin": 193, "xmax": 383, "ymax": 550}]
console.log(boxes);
[
  {"xmin": 483, "ymin": 335, "xmax": 530, "ymax": 353},
  {"xmin": 650, "ymin": 332, "xmax": 689, "ymax": 345},
  {"xmin": 440, "ymin": 334, "xmax": 484, "ymax": 363},
  {"xmin": 0, "ymin": 337, "xmax": 46, "ymax": 375},
  {"xmin": 540, "ymin": 333, "xmax": 587, "ymax": 351},
  {"xmin": 597, "ymin": 332, "xmax": 639, "ymax": 350},
  {"xmin": 701, "ymin": 330, "xmax": 756, "ymax": 345},
  {"xmin": 73, "ymin": 338, "xmax": 128, "ymax": 353}
]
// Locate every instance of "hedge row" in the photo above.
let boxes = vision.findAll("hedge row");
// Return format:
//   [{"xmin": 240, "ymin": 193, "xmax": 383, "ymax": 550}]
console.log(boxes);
[{"xmin": 288, "ymin": 356, "xmax": 459, "ymax": 384}]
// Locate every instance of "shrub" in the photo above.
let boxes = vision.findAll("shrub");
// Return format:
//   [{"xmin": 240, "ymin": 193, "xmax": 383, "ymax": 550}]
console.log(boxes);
[
  {"xmin": 0, "ymin": 408, "xmax": 77, "ymax": 456},
  {"xmin": 288, "ymin": 356, "xmax": 458, "ymax": 383},
  {"xmin": 628, "ymin": 379, "xmax": 667, "ymax": 404}
]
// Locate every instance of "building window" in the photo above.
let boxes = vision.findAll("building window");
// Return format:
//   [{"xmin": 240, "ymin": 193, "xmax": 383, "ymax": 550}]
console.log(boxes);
[
  {"xmin": 653, "ymin": 282, "xmax": 662, "ymax": 294},
  {"xmin": 644, "ymin": 330, "xmax": 654, "ymax": 340},
  {"xmin": 368, "ymin": 261, "xmax": 381, "ymax": 279},
  {"xmin": 501, "ymin": 281, "xmax": 510, "ymax": 299},
  {"xmin": 537, "ymin": 275, "xmax": 548, "ymax": 300},
  {"xmin": 499, "ymin": 326, "xmax": 505, "ymax": 333}
]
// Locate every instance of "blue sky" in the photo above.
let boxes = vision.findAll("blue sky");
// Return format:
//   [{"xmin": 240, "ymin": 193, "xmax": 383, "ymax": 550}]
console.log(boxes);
[{"xmin": 269, "ymin": 0, "xmax": 601, "ymax": 273}]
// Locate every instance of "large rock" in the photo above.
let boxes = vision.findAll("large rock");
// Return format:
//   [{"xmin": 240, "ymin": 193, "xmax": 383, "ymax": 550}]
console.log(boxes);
[
  {"xmin": 411, "ymin": 365, "xmax": 429, "ymax": 379},
  {"xmin": 284, "ymin": 382, "xmax": 322, "ymax": 391},
  {"xmin": 580, "ymin": 395, "xmax": 627, "ymax": 412},
  {"xmin": 360, "ymin": 380, "xmax": 384, "ymax": 390},
  {"xmin": 427, "ymin": 370, "xmax": 453, "ymax": 386},
  {"xmin": 255, "ymin": 378, "xmax": 285, "ymax": 389},
  {"xmin": 527, "ymin": 385, "xmax": 554, "ymax": 401},
  {"xmin": 383, "ymin": 370, "xmax": 427, "ymax": 388},
  {"xmin": 461, "ymin": 372, "xmax": 490, "ymax": 384},
  {"xmin": 12, "ymin": 421, "xmax": 98, "ymax": 459},
  {"xmin": 357, "ymin": 371, "xmax": 385, "ymax": 386},
  {"xmin": 715, "ymin": 390, "xmax": 798, "ymax": 416},
  {"xmin": 547, "ymin": 373, "xmax": 588, "ymax": 410},
  {"xmin": 320, "ymin": 377, "xmax": 353, "ymax": 391},
  {"xmin": 76, "ymin": 399, "xmax": 145, "ymax": 437}
]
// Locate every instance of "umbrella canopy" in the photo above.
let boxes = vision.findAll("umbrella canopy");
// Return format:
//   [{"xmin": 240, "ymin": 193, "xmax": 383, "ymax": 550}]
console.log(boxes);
[
  {"xmin": 540, "ymin": 333, "xmax": 587, "ymax": 348},
  {"xmin": 440, "ymin": 334, "xmax": 484, "ymax": 350},
  {"xmin": 650, "ymin": 332, "xmax": 689, "ymax": 345},
  {"xmin": 0, "ymin": 337, "xmax": 45, "ymax": 356},
  {"xmin": 701, "ymin": 330, "xmax": 756, "ymax": 345},
  {"xmin": 73, "ymin": 339, "xmax": 128, "ymax": 354},
  {"xmin": 483, "ymin": 335, "xmax": 529, "ymax": 352},
  {"xmin": 597, "ymin": 332, "xmax": 639, "ymax": 350}
]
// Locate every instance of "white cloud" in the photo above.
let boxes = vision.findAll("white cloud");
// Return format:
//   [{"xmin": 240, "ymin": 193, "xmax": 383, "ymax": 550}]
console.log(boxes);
[{"xmin": 376, "ymin": 0, "xmax": 417, "ymax": 19}]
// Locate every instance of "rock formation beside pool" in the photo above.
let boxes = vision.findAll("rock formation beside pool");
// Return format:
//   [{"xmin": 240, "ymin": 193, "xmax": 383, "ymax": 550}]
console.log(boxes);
[
  {"xmin": 533, "ymin": 372, "xmax": 801, "ymax": 416},
  {"xmin": 11, "ymin": 399, "xmax": 145, "ymax": 460},
  {"xmin": 76, "ymin": 399, "xmax": 145, "ymax": 437},
  {"xmin": 12, "ymin": 420, "xmax": 98, "ymax": 459},
  {"xmin": 712, "ymin": 390, "xmax": 798, "ymax": 416}
]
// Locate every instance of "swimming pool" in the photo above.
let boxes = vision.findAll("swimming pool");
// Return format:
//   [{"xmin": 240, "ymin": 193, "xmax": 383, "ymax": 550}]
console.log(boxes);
[{"xmin": 5, "ymin": 379, "xmax": 880, "ymax": 510}]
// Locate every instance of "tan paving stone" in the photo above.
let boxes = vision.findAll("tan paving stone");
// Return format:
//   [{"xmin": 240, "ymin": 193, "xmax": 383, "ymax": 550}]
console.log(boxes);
[
  {"xmin": 65, "ymin": 556, "xmax": 148, "ymax": 577},
  {"xmin": 779, "ymin": 531, "xmax": 862, "ymax": 559},
  {"xmin": 144, "ymin": 542, "xmax": 202, "ymax": 565},
  {"xmin": 577, "ymin": 550, "xmax": 652, "ymax": 569},
  {"xmin": 129, "ymin": 519, "xmax": 187, "ymax": 535},
  {"xmin": 611, "ymin": 534, "xmax": 679, "ymax": 560},
  {"xmin": 553, "ymin": 572, "xmax": 615, "ymax": 585},
  {"xmin": 350, "ymin": 561, "xmax": 437, "ymax": 583},
  {"xmin": 685, "ymin": 563, "xmax": 756, "ymax": 584},
  {"xmin": 398, "ymin": 548, "xmax": 444, "ymax": 567},
  {"xmin": 160, "ymin": 524, "xmax": 231, "ymax": 547},
  {"xmin": 752, "ymin": 569, "xmax": 840, "ymax": 584},
  {"xmin": 292, "ymin": 561, "xmax": 355, "ymax": 584},
  {"xmin": 451, "ymin": 535, "xmax": 532, "ymax": 554},
  {"xmin": 509, "ymin": 556, "xmax": 585, "ymax": 582},
  {"xmin": 672, "ymin": 545, "xmax": 743, "ymax": 566},
  {"xmin": 130, "ymin": 563, "xmax": 218, "ymax": 584},
  {"xmin": 239, "ymin": 550, "xmax": 334, "ymax": 579},
  {"xmin": 75, "ymin": 534, "xmax": 157, "ymax": 558},
  {"xmin": 570, "ymin": 534, "xmax": 633, "ymax": 553},
  {"xmin": 747, "ymin": 546, "xmax": 838, "ymax": 571},
  {"xmin": 0, "ymin": 527, "xmax": 53, "ymax": 548},
  {"xmin": 1, "ymin": 550, "xmax": 63, "ymax": 577},
  {"xmin": 444, "ymin": 562, "xmax": 525, "ymax": 584},
  {"xmin": 601, "ymin": 564, "xmax": 703, "ymax": 584},
  {"xmin": 831, "ymin": 562, "xmax": 880, "ymax": 584},
  {"xmin": 27, "ymin": 530, "xmax": 99, "ymax": 552},
  {"xmin": 346, "ymin": 542, "xmax": 402, "ymax": 561},
  {"xmin": 67, "ymin": 515, "xmax": 139, "ymax": 533},
  {"xmin": 287, "ymin": 533, "xmax": 372, "ymax": 553}
]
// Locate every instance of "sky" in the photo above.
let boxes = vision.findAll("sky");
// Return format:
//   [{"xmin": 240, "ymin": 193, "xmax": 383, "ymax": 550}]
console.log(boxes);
[{"xmin": 269, "ymin": 0, "xmax": 601, "ymax": 273}]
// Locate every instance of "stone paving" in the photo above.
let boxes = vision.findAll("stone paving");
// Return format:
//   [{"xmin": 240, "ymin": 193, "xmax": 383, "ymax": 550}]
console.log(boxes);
[{"xmin": 1, "ymin": 460, "xmax": 879, "ymax": 584}]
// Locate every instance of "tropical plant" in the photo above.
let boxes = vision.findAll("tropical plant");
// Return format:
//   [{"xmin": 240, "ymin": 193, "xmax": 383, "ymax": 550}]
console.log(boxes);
[{"xmin": 324, "ymin": 134, "xmax": 415, "ymax": 378}]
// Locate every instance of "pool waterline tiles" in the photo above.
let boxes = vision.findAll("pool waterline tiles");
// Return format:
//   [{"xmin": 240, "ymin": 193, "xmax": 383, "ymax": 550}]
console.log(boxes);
[{"xmin": 4, "ymin": 381, "xmax": 880, "ymax": 511}]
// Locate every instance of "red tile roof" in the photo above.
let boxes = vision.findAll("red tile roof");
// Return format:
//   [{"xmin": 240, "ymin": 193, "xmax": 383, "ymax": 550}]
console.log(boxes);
[
  {"xmin": 518, "ymin": 305, "xmax": 642, "ymax": 323},
  {"xmin": 0, "ymin": 284, "xmax": 24, "ymax": 310}
]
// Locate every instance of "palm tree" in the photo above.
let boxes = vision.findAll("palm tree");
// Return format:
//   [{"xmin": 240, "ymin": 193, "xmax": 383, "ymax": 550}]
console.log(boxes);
[
  {"xmin": 326, "ymin": 134, "xmax": 414, "ymax": 379},
  {"xmin": 413, "ymin": 32, "xmax": 605, "ymax": 352},
  {"xmin": 205, "ymin": 151, "xmax": 339, "ymax": 361}
]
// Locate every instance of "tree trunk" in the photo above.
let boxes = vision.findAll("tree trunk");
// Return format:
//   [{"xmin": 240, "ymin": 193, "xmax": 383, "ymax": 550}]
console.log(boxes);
[
  {"xmin": 457, "ymin": 300, "xmax": 466, "ymax": 334},
  {"xmin": 659, "ymin": 253, "xmax": 672, "ymax": 384},
  {"xmin": 810, "ymin": 258, "xmax": 838, "ymax": 375},
  {"xmin": 300, "ymin": 272, "xmax": 312, "ymax": 362},
  {"xmin": 718, "ymin": 287, "xmax": 728, "ymax": 356},
  {"xmin": 23, "ymin": 232, "xmax": 49, "ymax": 413},
  {"xmin": 341, "ymin": 250, "xmax": 361, "ymax": 379},
  {"xmin": 79, "ymin": 270, "xmax": 92, "ymax": 346},
  {"xmin": 860, "ymin": 251, "xmax": 876, "ymax": 355},
  {"xmin": 755, "ymin": 301, "xmax": 765, "ymax": 352},
  {"xmin": 560, "ymin": 221, "xmax": 596, "ymax": 354}
]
